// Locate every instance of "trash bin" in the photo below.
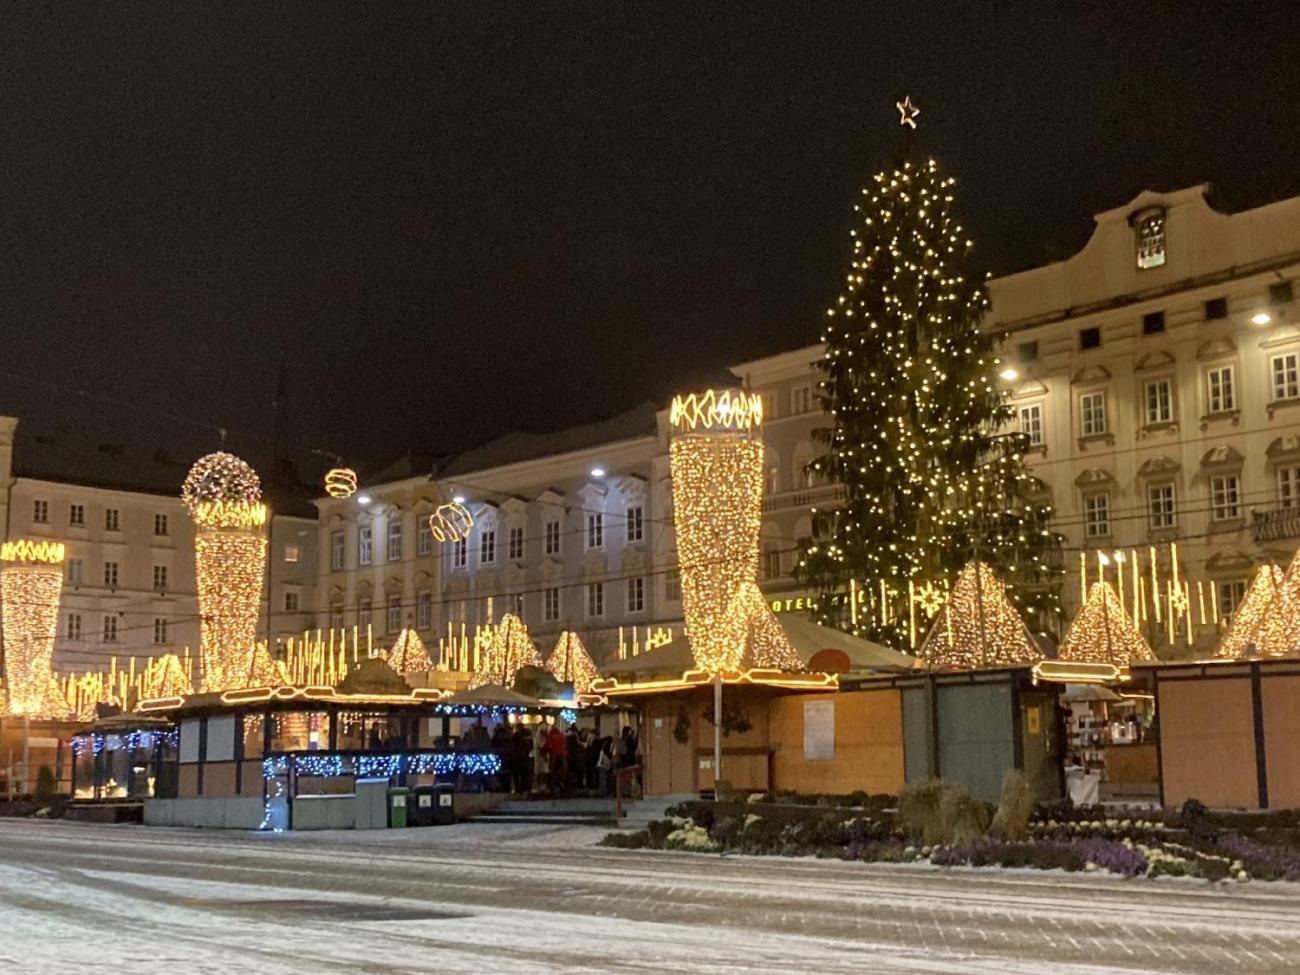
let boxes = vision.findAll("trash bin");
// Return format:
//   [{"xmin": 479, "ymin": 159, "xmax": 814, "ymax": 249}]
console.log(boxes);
[
  {"xmin": 410, "ymin": 785, "xmax": 436, "ymax": 827},
  {"xmin": 388, "ymin": 786, "xmax": 410, "ymax": 828},
  {"xmin": 432, "ymin": 782, "xmax": 456, "ymax": 826}
]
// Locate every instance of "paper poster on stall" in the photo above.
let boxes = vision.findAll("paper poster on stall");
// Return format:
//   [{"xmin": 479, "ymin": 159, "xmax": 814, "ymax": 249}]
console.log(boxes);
[{"xmin": 803, "ymin": 699, "xmax": 835, "ymax": 760}]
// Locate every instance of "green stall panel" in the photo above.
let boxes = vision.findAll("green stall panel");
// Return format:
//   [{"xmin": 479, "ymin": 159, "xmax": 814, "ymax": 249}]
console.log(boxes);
[
  {"xmin": 935, "ymin": 681, "xmax": 1016, "ymax": 803},
  {"xmin": 901, "ymin": 685, "xmax": 935, "ymax": 785}
]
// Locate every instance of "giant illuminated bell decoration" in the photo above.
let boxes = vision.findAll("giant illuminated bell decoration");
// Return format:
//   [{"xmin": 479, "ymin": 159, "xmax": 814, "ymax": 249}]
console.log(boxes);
[
  {"xmin": 184, "ymin": 452, "xmax": 268, "ymax": 691},
  {"xmin": 670, "ymin": 390, "xmax": 799, "ymax": 673},
  {"xmin": 1, "ymin": 540, "xmax": 72, "ymax": 717}
]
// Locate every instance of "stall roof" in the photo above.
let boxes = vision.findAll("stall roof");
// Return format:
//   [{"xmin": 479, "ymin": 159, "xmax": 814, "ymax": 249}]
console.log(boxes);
[{"xmin": 445, "ymin": 684, "xmax": 543, "ymax": 707}]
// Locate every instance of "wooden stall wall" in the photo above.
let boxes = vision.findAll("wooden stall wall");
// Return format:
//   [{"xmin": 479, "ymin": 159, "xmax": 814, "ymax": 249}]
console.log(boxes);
[
  {"xmin": 1158, "ymin": 677, "xmax": 1259, "ymax": 809},
  {"xmin": 1261, "ymin": 673, "xmax": 1300, "ymax": 810},
  {"xmin": 768, "ymin": 690, "xmax": 905, "ymax": 796}
]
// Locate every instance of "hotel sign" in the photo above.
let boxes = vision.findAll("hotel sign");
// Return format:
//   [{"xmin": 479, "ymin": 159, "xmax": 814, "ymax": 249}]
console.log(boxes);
[{"xmin": 769, "ymin": 588, "xmax": 866, "ymax": 614}]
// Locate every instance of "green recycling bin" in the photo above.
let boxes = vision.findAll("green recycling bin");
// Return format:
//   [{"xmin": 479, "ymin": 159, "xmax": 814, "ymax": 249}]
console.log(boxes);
[{"xmin": 388, "ymin": 786, "xmax": 410, "ymax": 828}]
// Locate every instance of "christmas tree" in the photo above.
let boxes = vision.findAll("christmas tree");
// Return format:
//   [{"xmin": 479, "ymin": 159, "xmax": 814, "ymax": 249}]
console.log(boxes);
[
  {"xmin": 797, "ymin": 102, "xmax": 1060, "ymax": 648},
  {"xmin": 1057, "ymin": 582, "xmax": 1154, "ymax": 667},
  {"xmin": 915, "ymin": 560, "xmax": 1039, "ymax": 670}
]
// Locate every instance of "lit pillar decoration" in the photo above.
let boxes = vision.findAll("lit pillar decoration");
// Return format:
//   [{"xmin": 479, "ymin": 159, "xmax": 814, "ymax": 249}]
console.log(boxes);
[
  {"xmin": 1217, "ymin": 561, "xmax": 1286, "ymax": 659},
  {"xmin": 1056, "ymin": 582, "xmax": 1155, "ymax": 667},
  {"xmin": 0, "ymin": 540, "xmax": 73, "ymax": 717},
  {"xmin": 546, "ymin": 631, "xmax": 599, "ymax": 695},
  {"xmin": 915, "ymin": 560, "xmax": 1039, "ymax": 670},
  {"xmin": 183, "ymin": 452, "xmax": 270, "ymax": 692},
  {"xmin": 469, "ymin": 613, "xmax": 542, "ymax": 689},
  {"xmin": 386, "ymin": 627, "xmax": 435, "ymax": 676},
  {"xmin": 669, "ymin": 389, "xmax": 799, "ymax": 673}
]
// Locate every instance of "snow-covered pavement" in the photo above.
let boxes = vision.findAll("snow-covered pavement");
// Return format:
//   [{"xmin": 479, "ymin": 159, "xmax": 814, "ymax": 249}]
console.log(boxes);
[{"xmin": 1, "ymin": 819, "xmax": 1297, "ymax": 974}]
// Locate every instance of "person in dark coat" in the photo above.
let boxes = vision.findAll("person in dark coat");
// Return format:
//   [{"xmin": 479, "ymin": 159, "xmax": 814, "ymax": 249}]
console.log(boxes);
[
  {"xmin": 511, "ymin": 723, "xmax": 534, "ymax": 793},
  {"xmin": 490, "ymin": 723, "xmax": 512, "ymax": 792},
  {"xmin": 564, "ymin": 727, "xmax": 582, "ymax": 792}
]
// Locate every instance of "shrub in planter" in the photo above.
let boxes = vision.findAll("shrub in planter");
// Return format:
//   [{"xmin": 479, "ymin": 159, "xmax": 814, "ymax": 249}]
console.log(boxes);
[
  {"xmin": 988, "ymin": 769, "xmax": 1034, "ymax": 841},
  {"xmin": 738, "ymin": 815, "xmax": 786, "ymax": 854},
  {"xmin": 709, "ymin": 815, "xmax": 744, "ymax": 849},
  {"xmin": 665, "ymin": 822, "xmax": 720, "ymax": 853},
  {"xmin": 645, "ymin": 819, "xmax": 677, "ymax": 849},
  {"xmin": 1214, "ymin": 835, "xmax": 1300, "ymax": 882},
  {"xmin": 900, "ymin": 779, "xmax": 990, "ymax": 847},
  {"xmin": 600, "ymin": 830, "xmax": 649, "ymax": 849}
]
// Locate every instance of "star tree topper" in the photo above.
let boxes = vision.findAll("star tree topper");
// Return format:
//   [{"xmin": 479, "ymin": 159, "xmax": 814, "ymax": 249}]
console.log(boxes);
[{"xmin": 896, "ymin": 95, "xmax": 920, "ymax": 129}]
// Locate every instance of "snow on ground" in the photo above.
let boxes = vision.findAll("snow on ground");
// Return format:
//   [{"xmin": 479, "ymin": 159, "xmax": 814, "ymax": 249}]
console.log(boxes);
[{"xmin": 1, "ymin": 820, "xmax": 1297, "ymax": 974}]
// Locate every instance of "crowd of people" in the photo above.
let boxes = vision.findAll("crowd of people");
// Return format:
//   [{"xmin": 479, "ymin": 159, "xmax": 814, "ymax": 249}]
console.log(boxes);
[{"xmin": 459, "ymin": 718, "xmax": 639, "ymax": 796}]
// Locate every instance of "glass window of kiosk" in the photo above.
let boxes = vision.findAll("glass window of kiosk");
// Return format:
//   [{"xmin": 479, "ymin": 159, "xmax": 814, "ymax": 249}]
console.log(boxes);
[{"xmin": 271, "ymin": 711, "xmax": 331, "ymax": 752}]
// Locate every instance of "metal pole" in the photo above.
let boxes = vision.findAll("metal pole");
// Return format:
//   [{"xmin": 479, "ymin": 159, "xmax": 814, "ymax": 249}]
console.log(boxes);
[
  {"xmin": 22, "ymin": 714, "xmax": 30, "ymax": 796},
  {"xmin": 713, "ymin": 672, "xmax": 722, "ymax": 795}
]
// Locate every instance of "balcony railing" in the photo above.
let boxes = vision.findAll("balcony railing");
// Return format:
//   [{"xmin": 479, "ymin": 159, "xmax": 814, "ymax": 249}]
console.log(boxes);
[
  {"xmin": 762, "ymin": 482, "xmax": 844, "ymax": 513},
  {"xmin": 1252, "ymin": 506, "xmax": 1300, "ymax": 543}
]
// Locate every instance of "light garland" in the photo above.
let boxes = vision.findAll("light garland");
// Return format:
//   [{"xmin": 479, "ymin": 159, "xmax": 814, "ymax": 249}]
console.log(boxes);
[
  {"xmin": 182, "ymin": 451, "xmax": 262, "ymax": 513},
  {"xmin": 1056, "ymin": 582, "xmax": 1154, "ymax": 667},
  {"xmin": 324, "ymin": 467, "xmax": 358, "ymax": 499},
  {"xmin": 915, "ymin": 561, "xmax": 1039, "ymax": 670},
  {"xmin": 669, "ymin": 409, "xmax": 768, "ymax": 673},
  {"xmin": 669, "ymin": 389, "xmax": 764, "ymax": 433},
  {"xmin": 429, "ymin": 502, "xmax": 474, "ymax": 544},
  {"xmin": 193, "ymin": 500, "xmax": 269, "ymax": 530},
  {"xmin": 261, "ymin": 751, "xmax": 501, "ymax": 781},
  {"xmin": 1217, "ymin": 562, "xmax": 1285, "ymax": 659},
  {"xmin": 470, "ymin": 613, "xmax": 543, "ymax": 689},
  {"xmin": 546, "ymin": 631, "xmax": 600, "ymax": 694},
  {"xmin": 1, "ymin": 540, "xmax": 72, "ymax": 717},
  {"xmin": 387, "ymin": 628, "xmax": 434, "ymax": 675}
]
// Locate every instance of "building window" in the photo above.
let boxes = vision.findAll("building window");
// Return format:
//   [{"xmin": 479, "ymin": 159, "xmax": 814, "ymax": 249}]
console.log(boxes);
[
  {"xmin": 508, "ymin": 526, "xmax": 524, "ymax": 561},
  {"xmin": 69, "ymin": 503, "xmax": 84, "ymax": 526},
  {"xmin": 330, "ymin": 602, "xmax": 345, "ymax": 631},
  {"xmin": 283, "ymin": 544, "xmax": 300, "ymax": 563},
  {"xmin": 387, "ymin": 519, "xmax": 403, "ymax": 562},
  {"xmin": 1206, "ymin": 366, "xmax": 1236, "ymax": 414},
  {"xmin": 452, "ymin": 536, "xmax": 468, "ymax": 569},
  {"xmin": 416, "ymin": 590, "xmax": 433, "ymax": 629},
  {"xmin": 1084, "ymin": 493, "xmax": 1111, "ymax": 538},
  {"xmin": 1271, "ymin": 353, "xmax": 1300, "ymax": 402},
  {"xmin": 1018, "ymin": 340, "xmax": 1039, "ymax": 362},
  {"xmin": 1080, "ymin": 392, "xmax": 1107, "ymax": 436},
  {"xmin": 104, "ymin": 507, "xmax": 120, "ymax": 531},
  {"xmin": 357, "ymin": 598, "xmax": 372, "ymax": 624},
  {"xmin": 759, "ymin": 392, "xmax": 776, "ymax": 421},
  {"xmin": 625, "ymin": 506, "xmax": 644, "ymax": 543},
  {"xmin": 665, "ymin": 568, "xmax": 681, "ymax": 603},
  {"xmin": 1211, "ymin": 475, "xmax": 1241, "ymax": 521},
  {"xmin": 1135, "ymin": 207, "xmax": 1166, "ymax": 269},
  {"xmin": 586, "ymin": 581, "xmax": 605, "ymax": 619},
  {"xmin": 152, "ymin": 565, "xmax": 168, "ymax": 592},
  {"xmin": 1018, "ymin": 403, "xmax": 1044, "ymax": 447},
  {"xmin": 1144, "ymin": 378, "xmax": 1173, "ymax": 425},
  {"xmin": 154, "ymin": 513, "xmax": 169, "ymax": 536},
  {"xmin": 763, "ymin": 548, "xmax": 782, "ymax": 580},
  {"xmin": 386, "ymin": 596, "xmax": 402, "ymax": 633},
  {"xmin": 479, "ymin": 528, "xmax": 496, "ymax": 565},
  {"xmin": 765, "ymin": 466, "xmax": 780, "ymax": 495},
  {"xmin": 103, "ymin": 560, "xmax": 119, "ymax": 588},
  {"xmin": 153, "ymin": 618, "xmax": 169, "ymax": 645},
  {"xmin": 102, "ymin": 615, "xmax": 119, "ymax": 643},
  {"xmin": 586, "ymin": 513, "xmax": 604, "ymax": 550},
  {"xmin": 1278, "ymin": 466, "xmax": 1300, "ymax": 509},
  {"xmin": 1269, "ymin": 281, "xmax": 1294, "ymax": 306},
  {"xmin": 284, "ymin": 588, "xmax": 301, "ymax": 612},
  {"xmin": 66, "ymin": 558, "xmax": 84, "ymax": 586},
  {"xmin": 1218, "ymin": 579, "xmax": 1248, "ymax": 620},
  {"xmin": 33, "ymin": 500, "xmax": 48, "ymax": 523},
  {"xmin": 544, "ymin": 587, "xmax": 561, "ymax": 622},
  {"xmin": 545, "ymin": 519, "xmax": 561, "ymax": 556},
  {"xmin": 1205, "ymin": 297, "xmax": 1228, "ymax": 320},
  {"xmin": 626, "ymin": 576, "xmax": 645, "ymax": 614},
  {"xmin": 790, "ymin": 385, "xmax": 813, "ymax": 415},
  {"xmin": 1142, "ymin": 311, "xmax": 1166, "ymax": 335},
  {"xmin": 1079, "ymin": 326, "xmax": 1101, "ymax": 350},
  {"xmin": 358, "ymin": 526, "xmax": 373, "ymax": 566},
  {"xmin": 417, "ymin": 520, "xmax": 433, "ymax": 557},
  {"xmin": 66, "ymin": 612, "xmax": 82, "ymax": 640},
  {"xmin": 1148, "ymin": 484, "xmax": 1176, "ymax": 530},
  {"xmin": 331, "ymin": 531, "xmax": 345, "ymax": 571}
]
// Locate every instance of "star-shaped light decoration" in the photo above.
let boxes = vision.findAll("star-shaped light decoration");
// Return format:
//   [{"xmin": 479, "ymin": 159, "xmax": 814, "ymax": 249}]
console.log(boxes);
[
  {"xmin": 896, "ymin": 95, "xmax": 920, "ymax": 129},
  {"xmin": 915, "ymin": 580, "xmax": 945, "ymax": 617}
]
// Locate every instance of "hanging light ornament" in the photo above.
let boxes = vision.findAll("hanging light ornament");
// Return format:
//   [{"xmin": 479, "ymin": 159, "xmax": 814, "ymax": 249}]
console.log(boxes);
[
  {"xmin": 429, "ymin": 502, "xmax": 474, "ymax": 543},
  {"xmin": 324, "ymin": 467, "xmax": 358, "ymax": 499}
]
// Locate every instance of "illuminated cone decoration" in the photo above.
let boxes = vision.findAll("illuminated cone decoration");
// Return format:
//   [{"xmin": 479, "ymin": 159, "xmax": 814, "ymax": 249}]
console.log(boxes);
[
  {"xmin": 1, "ymin": 540, "xmax": 73, "ymax": 717},
  {"xmin": 387, "ymin": 627, "xmax": 435, "ymax": 676},
  {"xmin": 1218, "ymin": 562, "xmax": 1285, "ymax": 659},
  {"xmin": 471, "ymin": 613, "xmax": 543, "ymax": 689},
  {"xmin": 1057, "ymin": 582, "xmax": 1154, "ymax": 667},
  {"xmin": 183, "ymin": 452, "xmax": 269, "ymax": 692},
  {"xmin": 1226, "ymin": 552, "xmax": 1300, "ymax": 659},
  {"xmin": 669, "ymin": 390, "xmax": 799, "ymax": 673},
  {"xmin": 140, "ymin": 653, "xmax": 196, "ymax": 700},
  {"xmin": 546, "ymin": 631, "xmax": 600, "ymax": 694},
  {"xmin": 916, "ymin": 560, "xmax": 1038, "ymax": 670}
]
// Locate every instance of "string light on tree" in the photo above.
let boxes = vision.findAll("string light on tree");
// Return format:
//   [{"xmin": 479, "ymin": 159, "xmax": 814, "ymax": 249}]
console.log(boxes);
[
  {"xmin": 0, "ymin": 539, "xmax": 72, "ymax": 717},
  {"xmin": 896, "ymin": 95, "xmax": 920, "ymax": 128},
  {"xmin": 796, "ymin": 103, "xmax": 1061, "ymax": 649}
]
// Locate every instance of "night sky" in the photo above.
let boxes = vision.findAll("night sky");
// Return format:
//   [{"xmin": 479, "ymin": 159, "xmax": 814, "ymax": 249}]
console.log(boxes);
[{"xmin": 4, "ymin": 3, "xmax": 1299, "ymax": 476}]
